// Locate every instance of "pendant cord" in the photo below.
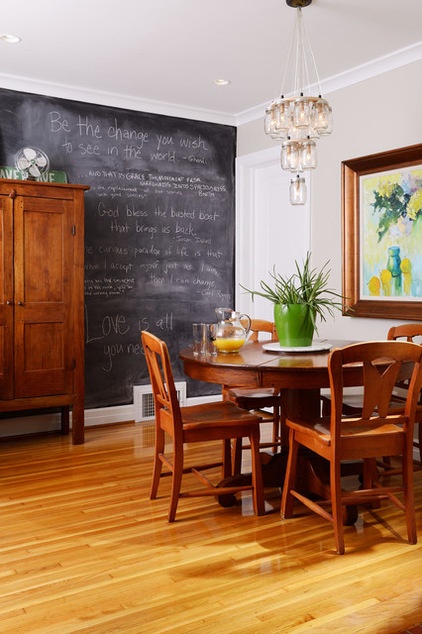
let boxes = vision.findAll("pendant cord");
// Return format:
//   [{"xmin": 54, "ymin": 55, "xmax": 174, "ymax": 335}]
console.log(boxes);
[{"xmin": 279, "ymin": 7, "xmax": 324, "ymax": 98}]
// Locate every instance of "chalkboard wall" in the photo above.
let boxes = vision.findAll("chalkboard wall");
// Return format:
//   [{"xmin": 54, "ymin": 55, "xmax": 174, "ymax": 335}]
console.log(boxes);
[{"xmin": 0, "ymin": 88, "xmax": 236, "ymax": 408}]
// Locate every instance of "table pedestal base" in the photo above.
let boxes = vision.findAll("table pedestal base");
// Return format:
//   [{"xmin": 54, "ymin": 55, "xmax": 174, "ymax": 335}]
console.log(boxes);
[{"xmin": 217, "ymin": 449, "xmax": 360, "ymax": 525}]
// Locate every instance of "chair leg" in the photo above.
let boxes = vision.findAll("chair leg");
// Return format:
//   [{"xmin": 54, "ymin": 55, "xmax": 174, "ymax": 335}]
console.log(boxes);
[
  {"xmin": 271, "ymin": 405, "xmax": 282, "ymax": 450},
  {"xmin": 249, "ymin": 428, "xmax": 265, "ymax": 516},
  {"xmin": 150, "ymin": 427, "xmax": 165, "ymax": 500},
  {"xmin": 271, "ymin": 422, "xmax": 279, "ymax": 450},
  {"xmin": 280, "ymin": 428, "xmax": 298, "ymax": 519},
  {"xmin": 330, "ymin": 458, "xmax": 345, "ymax": 555},
  {"xmin": 223, "ymin": 439, "xmax": 233, "ymax": 478},
  {"xmin": 278, "ymin": 408, "xmax": 289, "ymax": 447},
  {"xmin": 232, "ymin": 438, "xmax": 243, "ymax": 475},
  {"xmin": 402, "ymin": 445, "xmax": 417, "ymax": 544},
  {"xmin": 321, "ymin": 397, "xmax": 331, "ymax": 417},
  {"xmin": 363, "ymin": 458, "xmax": 378, "ymax": 487},
  {"xmin": 168, "ymin": 445, "xmax": 184, "ymax": 523}
]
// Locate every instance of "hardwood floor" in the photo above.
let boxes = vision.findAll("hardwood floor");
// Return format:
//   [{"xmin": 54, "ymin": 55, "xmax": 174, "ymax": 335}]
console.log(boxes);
[{"xmin": 1, "ymin": 421, "xmax": 422, "ymax": 633}]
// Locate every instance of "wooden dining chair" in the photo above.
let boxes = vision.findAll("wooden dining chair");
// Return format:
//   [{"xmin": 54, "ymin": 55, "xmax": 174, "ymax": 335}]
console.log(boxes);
[
  {"xmin": 141, "ymin": 331, "xmax": 265, "ymax": 522},
  {"xmin": 321, "ymin": 323, "xmax": 422, "ymax": 464},
  {"xmin": 281, "ymin": 340, "xmax": 422, "ymax": 554},
  {"xmin": 225, "ymin": 319, "xmax": 284, "ymax": 472},
  {"xmin": 386, "ymin": 324, "xmax": 422, "ymax": 462}
]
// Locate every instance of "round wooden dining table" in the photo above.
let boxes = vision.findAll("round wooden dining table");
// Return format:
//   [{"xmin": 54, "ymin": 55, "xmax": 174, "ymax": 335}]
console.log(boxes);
[{"xmin": 179, "ymin": 338, "xmax": 359, "ymax": 420}]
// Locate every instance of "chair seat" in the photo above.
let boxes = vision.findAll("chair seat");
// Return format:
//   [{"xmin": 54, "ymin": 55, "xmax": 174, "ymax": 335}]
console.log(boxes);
[
  {"xmin": 181, "ymin": 400, "xmax": 264, "ymax": 430},
  {"xmin": 227, "ymin": 387, "xmax": 281, "ymax": 411},
  {"xmin": 322, "ymin": 391, "xmax": 408, "ymax": 414},
  {"xmin": 288, "ymin": 415, "xmax": 405, "ymax": 447}
]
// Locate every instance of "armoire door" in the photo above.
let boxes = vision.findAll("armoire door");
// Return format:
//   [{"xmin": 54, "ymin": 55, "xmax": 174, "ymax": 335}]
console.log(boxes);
[
  {"xmin": 0, "ymin": 195, "xmax": 14, "ymax": 399},
  {"xmin": 13, "ymin": 195, "xmax": 74, "ymax": 398}
]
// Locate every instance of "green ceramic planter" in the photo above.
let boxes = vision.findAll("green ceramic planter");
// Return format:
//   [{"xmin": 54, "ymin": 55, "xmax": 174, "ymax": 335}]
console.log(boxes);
[{"xmin": 274, "ymin": 303, "xmax": 315, "ymax": 347}]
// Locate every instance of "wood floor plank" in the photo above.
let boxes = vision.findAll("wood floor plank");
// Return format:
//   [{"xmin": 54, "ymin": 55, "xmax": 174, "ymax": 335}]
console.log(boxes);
[{"xmin": 0, "ymin": 423, "xmax": 421, "ymax": 633}]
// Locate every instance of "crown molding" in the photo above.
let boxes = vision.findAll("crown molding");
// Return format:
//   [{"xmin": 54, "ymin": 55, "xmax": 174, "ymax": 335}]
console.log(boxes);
[
  {"xmin": 236, "ymin": 41, "xmax": 422, "ymax": 126},
  {"xmin": 0, "ymin": 73, "xmax": 237, "ymax": 126}
]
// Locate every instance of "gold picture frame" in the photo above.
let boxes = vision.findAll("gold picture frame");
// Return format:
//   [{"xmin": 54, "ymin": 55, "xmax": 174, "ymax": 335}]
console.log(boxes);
[{"xmin": 342, "ymin": 144, "xmax": 422, "ymax": 319}]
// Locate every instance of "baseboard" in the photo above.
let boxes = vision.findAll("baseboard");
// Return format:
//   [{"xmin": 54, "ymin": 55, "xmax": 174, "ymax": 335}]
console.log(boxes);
[
  {"xmin": 85, "ymin": 394, "xmax": 221, "ymax": 426},
  {"xmin": 0, "ymin": 394, "xmax": 222, "ymax": 438},
  {"xmin": 84, "ymin": 404, "xmax": 135, "ymax": 426}
]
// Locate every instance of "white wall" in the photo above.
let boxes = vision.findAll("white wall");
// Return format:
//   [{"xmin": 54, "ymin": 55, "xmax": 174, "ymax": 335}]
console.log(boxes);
[{"xmin": 237, "ymin": 59, "xmax": 422, "ymax": 342}]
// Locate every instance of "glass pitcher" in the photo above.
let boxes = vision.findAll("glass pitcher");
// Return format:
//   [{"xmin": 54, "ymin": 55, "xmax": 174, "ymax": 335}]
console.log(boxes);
[{"xmin": 214, "ymin": 307, "xmax": 251, "ymax": 353}]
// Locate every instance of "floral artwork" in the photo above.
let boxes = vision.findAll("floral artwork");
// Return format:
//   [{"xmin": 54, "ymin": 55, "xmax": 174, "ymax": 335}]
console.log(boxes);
[
  {"xmin": 342, "ymin": 145, "xmax": 422, "ymax": 319},
  {"xmin": 360, "ymin": 166, "xmax": 422, "ymax": 300}
]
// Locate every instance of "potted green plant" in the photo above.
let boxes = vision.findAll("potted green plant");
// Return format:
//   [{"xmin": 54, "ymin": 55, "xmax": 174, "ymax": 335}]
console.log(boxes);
[{"xmin": 241, "ymin": 252, "xmax": 344, "ymax": 347}]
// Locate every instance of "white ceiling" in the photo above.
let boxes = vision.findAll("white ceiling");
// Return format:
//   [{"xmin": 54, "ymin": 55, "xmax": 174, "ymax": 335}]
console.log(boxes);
[{"xmin": 1, "ymin": 0, "xmax": 422, "ymax": 124}]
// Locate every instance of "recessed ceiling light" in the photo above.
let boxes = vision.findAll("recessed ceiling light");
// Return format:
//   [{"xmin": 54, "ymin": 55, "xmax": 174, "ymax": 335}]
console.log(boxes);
[
  {"xmin": 214, "ymin": 79, "xmax": 231, "ymax": 86},
  {"xmin": 0, "ymin": 34, "xmax": 22, "ymax": 44}
]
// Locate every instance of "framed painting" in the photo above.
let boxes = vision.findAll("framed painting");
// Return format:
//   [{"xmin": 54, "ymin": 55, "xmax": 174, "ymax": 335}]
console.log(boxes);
[{"xmin": 342, "ymin": 144, "xmax": 422, "ymax": 320}]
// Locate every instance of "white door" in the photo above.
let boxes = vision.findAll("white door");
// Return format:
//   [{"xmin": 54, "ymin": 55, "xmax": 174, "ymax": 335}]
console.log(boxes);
[{"xmin": 236, "ymin": 146, "xmax": 311, "ymax": 320}]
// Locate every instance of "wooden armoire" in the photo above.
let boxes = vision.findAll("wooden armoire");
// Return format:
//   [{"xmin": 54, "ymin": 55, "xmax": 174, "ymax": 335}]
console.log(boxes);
[{"xmin": 0, "ymin": 179, "xmax": 88, "ymax": 444}]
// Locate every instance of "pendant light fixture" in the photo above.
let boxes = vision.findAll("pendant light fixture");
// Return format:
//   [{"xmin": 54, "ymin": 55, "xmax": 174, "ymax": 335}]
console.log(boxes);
[{"xmin": 264, "ymin": 0, "xmax": 332, "ymax": 205}]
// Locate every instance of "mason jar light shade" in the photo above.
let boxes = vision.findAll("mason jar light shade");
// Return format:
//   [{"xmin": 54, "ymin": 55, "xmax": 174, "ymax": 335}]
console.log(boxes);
[
  {"xmin": 293, "ymin": 97, "xmax": 311, "ymax": 128},
  {"xmin": 289, "ymin": 175, "xmax": 307, "ymax": 205},
  {"xmin": 300, "ymin": 139, "xmax": 317, "ymax": 169},
  {"xmin": 276, "ymin": 100, "xmax": 291, "ymax": 131},
  {"xmin": 317, "ymin": 104, "xmax": 333, "ymax": 136},
  {"xmin": 264, "ymin": 107, "xmax": 273, "ymax": 135},
  {"xmin": 312, "ymin": 98, "xmax": 332, "ymax": 133},
  {"xmin": 281, "ymin": 140, "xmax": 300, "ymax": 171}
]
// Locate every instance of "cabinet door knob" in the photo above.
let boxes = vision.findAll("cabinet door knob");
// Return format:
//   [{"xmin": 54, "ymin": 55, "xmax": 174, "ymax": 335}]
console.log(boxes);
[
  {"xmin": 17, "ymin": 301, "xmax": 24, "ymax": 306},
  {"xmin": 6, "ymin": 300, "xmax": 13, "ymax": 305}
]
